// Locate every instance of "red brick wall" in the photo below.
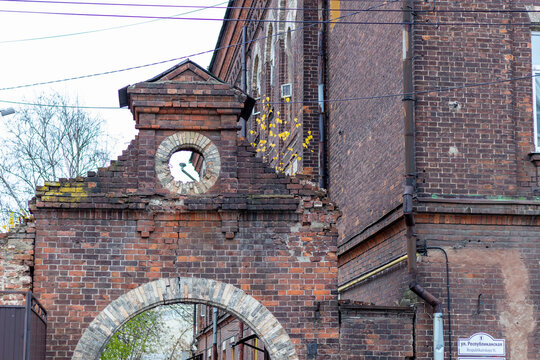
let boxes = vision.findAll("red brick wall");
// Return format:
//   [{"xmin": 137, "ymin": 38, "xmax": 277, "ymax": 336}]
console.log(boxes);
[
  {"xmin": 332, "ymin": 1, "xmax": 539, "ymax": 358},
  {"xmin": 326, "ymin": 0, "xmax": 405, "ymax": 244},
  {"xmin": 33, "ymin": 197, "xmax": 340, "ymax": 359},
  {"xmin": 339, "ymin": 206, "xmax": 539, "ymax": 360},
  {"xmin": 0, "ymin": 221, "xmax": 35, "ymax": 301},
  {"xmin": 412, "ymin": 208, "xmax": 539, "ymax": 360},
  {"xmin": 211, "ymin": 0, "xmax": 323, "ymax": 181},
  {"xmin": 28, "ymin": 63, "xmax": 341, "ymax": 360},
  {"xmin": 195, "ymin": 312, "xmax": 264, "ymax": 360},
  {"xmin": 338, "ymin": 219, "xmax": 407, "ymax": 297},
  {"xmin": 339, "ymin": 305, "xmax": 414, "ymax": 360},
  {"xmin": 413, "ymin": 0, "xmax": 537, "ymax": 198}
]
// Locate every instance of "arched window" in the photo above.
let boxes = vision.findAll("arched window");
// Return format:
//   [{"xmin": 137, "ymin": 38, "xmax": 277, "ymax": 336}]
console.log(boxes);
[
  {"xmin": 286, "ymin": 27, "xmax": 293, "ymax": 83},
  {"xmin": 266, "ymin": 24, "xmax": 275, "ymax": 86},
  {"xmin": 252, "ymin": 54, "xmax": 260, "ymax": 97}
]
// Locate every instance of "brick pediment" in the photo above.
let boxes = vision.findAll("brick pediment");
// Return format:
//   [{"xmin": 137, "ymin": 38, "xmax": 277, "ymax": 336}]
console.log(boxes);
[
  {"xmin": 148, "ymin": 61, "xmax": 222, "ymax": 84},
  {"xmin": 31, "ymin": 60, "xmax": 333, "ymax": 220},
  {"xmin": 121, "ymin": 60, "xmax": 253, "ymax": 127}
]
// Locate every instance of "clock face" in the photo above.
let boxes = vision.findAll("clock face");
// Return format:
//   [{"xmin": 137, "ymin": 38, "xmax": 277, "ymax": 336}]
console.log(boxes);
[{"xmin": 155, "ymin": 132, "xmax": 220, "ymax": 195}]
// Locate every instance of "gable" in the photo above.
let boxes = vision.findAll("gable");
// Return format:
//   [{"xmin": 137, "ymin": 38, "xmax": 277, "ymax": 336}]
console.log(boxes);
[{"xmin": 146, "ymin": 60, "xmax": 223, "ymax": 84}]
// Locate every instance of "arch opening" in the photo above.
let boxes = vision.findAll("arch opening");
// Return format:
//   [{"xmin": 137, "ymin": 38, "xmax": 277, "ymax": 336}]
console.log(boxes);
[{"xmin": 73, "ymin": 278, "xmax": 298, "ymax": 360}]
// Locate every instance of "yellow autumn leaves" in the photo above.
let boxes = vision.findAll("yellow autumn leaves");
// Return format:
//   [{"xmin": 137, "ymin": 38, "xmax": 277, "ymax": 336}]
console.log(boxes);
[
  {"xmin": 248, "ymin": 95, "xmax": 313, "ymax": 173},
  {"xmin": 1, "ymin": 211, "xmax": 28, "ymax": 232}
]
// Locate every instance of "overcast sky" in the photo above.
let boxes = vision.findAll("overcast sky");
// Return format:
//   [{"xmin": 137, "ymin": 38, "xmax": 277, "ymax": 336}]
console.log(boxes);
[{"xmin": 0, "ymin": 0, "xmax": 227, "ymax": 156}]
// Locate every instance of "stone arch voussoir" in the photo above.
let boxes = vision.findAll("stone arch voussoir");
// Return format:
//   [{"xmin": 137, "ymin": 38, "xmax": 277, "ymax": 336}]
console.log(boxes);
[{"xmin": 73, "ymin": 278, "xmax": 298, "ymax": 360}]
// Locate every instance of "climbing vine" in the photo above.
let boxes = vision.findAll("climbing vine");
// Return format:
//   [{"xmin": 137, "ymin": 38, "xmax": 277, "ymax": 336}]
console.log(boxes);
[{"xmin": 248, "ymin": 96, "xmax": 314, "ymax": 174}]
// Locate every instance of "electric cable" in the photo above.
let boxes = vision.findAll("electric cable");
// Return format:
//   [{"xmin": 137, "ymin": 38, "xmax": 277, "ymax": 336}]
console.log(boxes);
[
  {"xmin": 0, "ymin": 0, "xmax": 400, "ymax": 91},
  {"xmin": 0, "ymin": 98, "xmax": 123, "ymax": 109},
  {"xmin": 425, "ymin": 246, "xmax": 453, "ymax": 360},
  {"xmin": 2, "ymin": 0, "xmax": 540, "ymax": 14},
  {"xmin": 264, "ymin": 73, "xmax": 539, "ymax": 106},
  {"xmin": 0, "ymin": 0, "xmax": 229, "ymax": 44},
  {"xmin": 1, "ymin": 72, "xmax": 537, "ymax": 110},
  {"xmin": 0, "ymin": 8, "xmax": 535, "ymax": 26}
]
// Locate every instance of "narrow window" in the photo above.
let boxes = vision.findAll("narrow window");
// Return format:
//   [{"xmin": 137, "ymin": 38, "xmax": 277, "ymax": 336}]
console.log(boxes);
[
  {"xmin": 532, "ymin": 32, "xmax": 540, "ymax": 150},
  {"xmin": 266, "ymin": 24, "xmax": 275, "ymax": 86}
]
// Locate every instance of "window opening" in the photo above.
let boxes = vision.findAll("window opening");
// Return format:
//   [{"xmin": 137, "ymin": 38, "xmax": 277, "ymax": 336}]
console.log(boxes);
[
  {"xmin": 252, "ymin": 54, "xmax": 261, "ymax": 97},
  {"xmin": 266, "ymin": 24, "xmax": 275, "ymax": 86},
  {"xmin": 168, "ymin": 149, "xmax": 205, "ymax": 183}
]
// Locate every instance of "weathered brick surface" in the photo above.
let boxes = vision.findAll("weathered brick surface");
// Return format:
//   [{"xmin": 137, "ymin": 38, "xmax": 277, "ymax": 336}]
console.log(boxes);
[
  {"xmin": 73, "ymin": 278, "xmax": 299, "ymax": 360},
  {"xmin": 413, "ymin": 0, "xmax": 538, "ymax": 199},
  {"xmin": 326, "ymin": 0, "xmax": 404, "ymax": 245},
  {"xmin": 25, "ymin": 61, "xmax": 341, "ymax": 360},
  {"xmin": 330, "ymin": 1, "xmax": 540, "ymax": 359},
  {"xmin": 339, "ymin": 205, "xmax": 540, "ymax": 360},
  {"xmin": 210, "ymin": 0, "xmax": 322, "ymax": 182},
  {"xmin": 0, "ymin": 220, "xmax": 35, "ymax": 302},
  {"xmin": 339, "ymin": 304, "xmax": 414, "ymax": 360}
]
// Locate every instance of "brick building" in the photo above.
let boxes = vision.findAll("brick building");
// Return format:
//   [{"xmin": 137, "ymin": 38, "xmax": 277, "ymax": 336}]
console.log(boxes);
[
  {"xmin": 194, "ymin": 304, "xmax": 269, "ymax": 360},
  {"xmin": 1, "ymin": 61, "xmax": 341, "ymax": 360},
  {"xmin": 209, "ymin": 0, "xmax": 539, "ymax": 359},
  {"xmin": 1, "ymin": 1, "xmax": 539, "ymax": 360}
]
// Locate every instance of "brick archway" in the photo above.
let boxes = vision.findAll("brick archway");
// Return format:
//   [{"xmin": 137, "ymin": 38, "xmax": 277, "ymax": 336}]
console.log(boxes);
[{"xmin": 72, "ymin": 277, "xmax": 299, "ymax": 360}]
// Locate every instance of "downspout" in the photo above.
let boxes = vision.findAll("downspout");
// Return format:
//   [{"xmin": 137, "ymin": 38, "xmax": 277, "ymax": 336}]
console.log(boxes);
[
  {"xmin": 317, "ymin": 0, "xmax": 327, "ymax": 189},
  {"xmin": 402, "ymin": 0, "xmax": 444, "ymax": 359},
  {"xmin": 212, "ymin": 307, "xmax": 218, "ymax": 360},
  {"xmin": 241, "ymin": 25, "xmax": 248, "ymax": 138}
]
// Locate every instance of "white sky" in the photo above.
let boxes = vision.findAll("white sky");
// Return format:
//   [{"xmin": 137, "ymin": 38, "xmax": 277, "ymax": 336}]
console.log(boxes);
[{"xmin": 0, "ymin": 0, "xmax": 227, "ymax": 157}]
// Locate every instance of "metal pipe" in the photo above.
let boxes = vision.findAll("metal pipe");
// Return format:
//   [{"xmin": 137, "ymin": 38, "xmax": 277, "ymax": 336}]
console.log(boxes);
[
  {"xmin": 402, "ymin": 0, "xmax": 415, "ymax": 188},
  {"xmin": 241, "ymin": 25, "xmax": 247, "ymax": 93},
  {"xmin": 241, "ymin": 25, "xmax": 247, "ymax": 138},
  {"xmin": 434, "ymin": 312, "xmax": 444, "ymax": 360},
  {"xmin": 338, "ymin": 254, "xmax": 409, "ymax": 292},
  {"xmin": 402, "ymin": 0, "xmax": 444, "ymax": 358},
  {"xmin": 192, "ymin": 304, "xmax": 197, "ymax": 356},
  {"xmin": 212, "ymin": 307, "xmax": 218, "ymax": 360},
  {"xmin": 238, "ymin": 321, "xmax": 244, "ymax": 360},
  {"xmin": 425, "ymin": 246, "xmax": 453, "ymax": 360},
  {"xmin": 317, "ymin": 0, "xmax": 328, "ymax": 189}
]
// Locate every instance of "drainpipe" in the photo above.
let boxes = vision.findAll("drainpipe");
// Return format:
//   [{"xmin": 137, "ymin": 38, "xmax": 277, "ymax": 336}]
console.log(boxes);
[
  {"xmin": 317, "ymin": 0, "xmax": 328, "ymax": 189},
  {"xmin": 212, "ymin": 307, "xmax": 218, "ymax": 360},
  {"xmin": 402, "ymin": 0, "xmax": 444, "ymax": 359},
  {"xmin": 241, "ymin": 25, "xmax": 248, "ymax": 138}
]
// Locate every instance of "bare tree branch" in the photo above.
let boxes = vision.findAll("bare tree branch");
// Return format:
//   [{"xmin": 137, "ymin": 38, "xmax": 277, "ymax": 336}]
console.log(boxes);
[{"xmin": 0, "ymin": 92, "xmax": 112, "ymax": 226}]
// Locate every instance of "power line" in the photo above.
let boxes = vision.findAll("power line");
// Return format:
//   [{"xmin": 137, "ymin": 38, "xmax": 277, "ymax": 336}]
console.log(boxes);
[
  {"xmin": 0, "ymin": 8, "xmax": 534, "ymax": 26},
  {"xmin": 2, "ymin": 0, "xmax": 539, "ymax": 14},
  {"xmin": 0, "ymin": 1, "xmax": 229, "ymax": 44},
  {"xmin": 0, "ymin": 0, "xmax": 400, "ymax": 91},
  {"xmin": 267, "ymin": 73, "xmax": 538, "ymax": 106},
  {"xmin": 2, "ymin": 73, "xmax": 536, "ymax": 110},
  {"xmin": 0, "ymin": 98, "xmax": 122, "ymax": 109}
]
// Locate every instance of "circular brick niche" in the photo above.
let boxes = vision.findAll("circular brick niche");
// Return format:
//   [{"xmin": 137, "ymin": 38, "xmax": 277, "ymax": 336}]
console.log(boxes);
[
  {"xmin": 72, "ymin": 278, "xmax": 298, "ymax": 360},
  {"xmin": 155, "ymin": 132, "xmax": 220, "ymax": 195}
]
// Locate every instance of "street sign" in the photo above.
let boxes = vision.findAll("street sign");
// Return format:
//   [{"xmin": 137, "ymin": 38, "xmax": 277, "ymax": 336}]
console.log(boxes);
[{"xmin": 458, "ymin": 332, "xmax": 505, "ymax": 357}]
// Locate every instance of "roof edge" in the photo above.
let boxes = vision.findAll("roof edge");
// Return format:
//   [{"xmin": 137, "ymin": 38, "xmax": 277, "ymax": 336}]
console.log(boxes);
[{"xmin": 209, "ymin": 0, "xmax": 235, "ymax": 73}]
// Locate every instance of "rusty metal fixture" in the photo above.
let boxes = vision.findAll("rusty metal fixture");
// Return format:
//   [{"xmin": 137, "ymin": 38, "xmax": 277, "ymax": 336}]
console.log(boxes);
[
  {"xmin": 238, "ymin": 321, "xmax": 244, "ymax": 360},
  {"xmin": 402, "ymin": 0, "xmax": 444, "ymax": 358}
]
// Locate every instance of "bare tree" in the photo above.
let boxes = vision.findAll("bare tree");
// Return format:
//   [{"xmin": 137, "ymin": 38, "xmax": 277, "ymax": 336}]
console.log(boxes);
[{"xmin": 0, "ymin": 92, "xmax": 111, "ymax": 225}]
